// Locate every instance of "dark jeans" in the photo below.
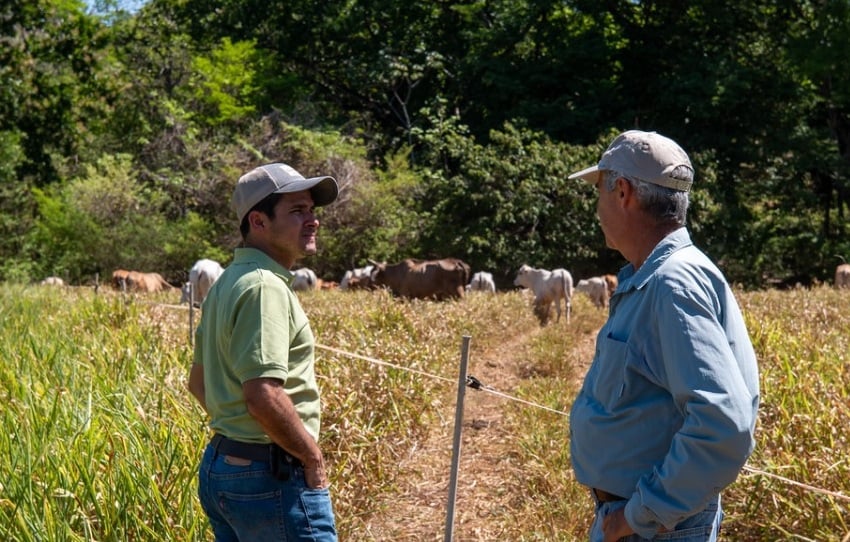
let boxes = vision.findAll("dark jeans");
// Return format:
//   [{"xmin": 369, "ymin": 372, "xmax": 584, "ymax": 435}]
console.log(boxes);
[{"xmin": 198, "ymin": 442, "xmax": 338, "ymax": 541}]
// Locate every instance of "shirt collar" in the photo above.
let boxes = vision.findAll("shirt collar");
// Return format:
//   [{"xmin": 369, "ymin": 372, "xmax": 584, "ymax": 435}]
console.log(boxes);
[
  {"xmin": 617, "ymin": 227, "xmax": 692, "ymax": 291},
  {"xmin": 233, "ymin": 247, "xmax": 294, "ymax": 284}
]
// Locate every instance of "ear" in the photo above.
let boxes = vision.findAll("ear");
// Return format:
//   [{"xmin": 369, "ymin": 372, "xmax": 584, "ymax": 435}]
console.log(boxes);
[
  {"xmin": 616, "ymin": 177, "xmax": 638, "ymax": 210},
  {"xmin": 615, "ymin": 177, "xmax": 626, "ymax": 196},
  {"xmin": 248, "ymin": 210, "xmax": 266, "ymax": 231}
]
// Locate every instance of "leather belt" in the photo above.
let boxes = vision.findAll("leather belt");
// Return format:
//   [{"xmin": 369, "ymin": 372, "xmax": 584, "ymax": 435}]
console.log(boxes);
[
  {"xmin": 592, "ymin": 487, "xmax": 627, "ymax": 503},
  {"xmin": 210, "ymin": 433, "xmax": 300, "ymax": 466}
]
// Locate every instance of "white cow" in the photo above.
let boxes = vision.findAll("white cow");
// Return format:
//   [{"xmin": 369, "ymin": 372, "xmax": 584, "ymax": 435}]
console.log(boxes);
[
  {"xmin": 40, "ymin": 276, "xmax": 65, "ymax": 286},
  {"xmin": 181, "ymin": 258, "xmax": 224, "ymax": 306},
  {"xmin": 576, "ymin": 277, "xmax": 609, "ymax": 309},
  {"xmin": 514, "ymin": 264, "xmax": 574, "ymax": 324},
  {"xmin": 339, "ymin": 265, "xmax": 374, "ymax": 291},
  {"xmin": 466, "ymin": 271, "xmax": 496, "ymax": 293},
  {"xmin": 292, "ymin": 267, "xmax": 319, "ymax": 291}
]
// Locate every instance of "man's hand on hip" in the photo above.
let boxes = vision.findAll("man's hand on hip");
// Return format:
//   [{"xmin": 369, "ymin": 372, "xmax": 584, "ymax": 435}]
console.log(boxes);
[{"xmin": 602, "ymin": 507, "xmax": 635, "ymax": 542}]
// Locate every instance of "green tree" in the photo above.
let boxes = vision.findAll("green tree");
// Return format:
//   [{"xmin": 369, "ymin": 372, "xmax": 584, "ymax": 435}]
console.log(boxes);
[
  {"xmin": 786, "ymin": 0, "xmax": 850, "ymax": 239},
  {"xmin": 189, "ymin": 38, "xmax": 262, "ymax": 127},
  {"xmin": 317, "ymin": 148, "xmax": 424, "ymax": 281},
  {"xmin": 168, "ymin": 0, "xmax": 462, "ymax": 147},
  {"xmin": 0, "ymin": 130, "xmax": 31, "ymax": 282},
  {"xmin": 29, "ymin": 154, "xmax": 193, "ymax": 283},
  {"xmin": 0, "ymin": 0, "xmax": 111, "ymax": 183},
  {"xmin": 412, "ymin": 111, "xmax": 607, "ymax": 285}
]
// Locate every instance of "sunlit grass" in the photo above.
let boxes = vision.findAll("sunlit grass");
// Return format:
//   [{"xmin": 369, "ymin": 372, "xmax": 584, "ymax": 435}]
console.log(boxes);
[{"xmin": 0, "ymin": 283, "xmax": 847, "ymax": 540}]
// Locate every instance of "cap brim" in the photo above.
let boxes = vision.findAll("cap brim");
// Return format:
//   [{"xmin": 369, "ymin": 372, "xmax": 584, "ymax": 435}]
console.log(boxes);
[
  {"xmin": 274, "ymin": 176, "xmax": 339, "ymax": 207},
  {"xmin": 568, "ymin": 165, "xmax": 600, "ymax": 182}
]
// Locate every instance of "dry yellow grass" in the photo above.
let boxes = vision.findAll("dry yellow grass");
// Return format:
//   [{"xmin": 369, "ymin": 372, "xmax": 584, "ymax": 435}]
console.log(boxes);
[{"xmin": 1, "ymin": 283, "xmax": 847, "ymax": 540}]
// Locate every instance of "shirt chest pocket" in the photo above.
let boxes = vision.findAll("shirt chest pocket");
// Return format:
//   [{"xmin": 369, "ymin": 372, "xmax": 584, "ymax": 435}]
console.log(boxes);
[{"xmin": 588, "ymin": 335, "xmax": 644, "ymax": 409}]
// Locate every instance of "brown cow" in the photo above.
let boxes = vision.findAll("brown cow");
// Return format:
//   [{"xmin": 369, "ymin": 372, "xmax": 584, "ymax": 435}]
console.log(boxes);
[
  {"xmin": 369, "ymin": 258, "xmax": 471, "ymax": 300},
  {"xmin": 836, "ymin": 264, "xmax": 850, "ymax": 289},
  {"xmin": 113, "ymin": 269, "xmax": 175, "ymax": 292},
  {"xmin": 602, "ymin": 274, "xmax": 618, "ymax": 298}
]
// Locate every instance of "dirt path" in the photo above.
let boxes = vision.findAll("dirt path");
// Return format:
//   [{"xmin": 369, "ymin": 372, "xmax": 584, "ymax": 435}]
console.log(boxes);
[
  {"xmin": 364, "ymin": 329, "xmax": 535, "ymax": 541},
  {"xmin": 364, "ymin": 318, "xmax": 599, "ymax": 541}
]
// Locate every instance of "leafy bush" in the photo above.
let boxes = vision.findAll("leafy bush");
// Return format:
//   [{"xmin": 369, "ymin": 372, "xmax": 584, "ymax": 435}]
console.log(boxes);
[{"xmin": 29, "ymin": 154, "xmax": 221, "ymax": 283}]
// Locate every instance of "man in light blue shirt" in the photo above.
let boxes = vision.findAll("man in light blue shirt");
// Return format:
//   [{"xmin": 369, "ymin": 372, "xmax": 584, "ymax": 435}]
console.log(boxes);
[{"xmin": 568, "ymin": 131, "xmax": 759, "ymax": 541}]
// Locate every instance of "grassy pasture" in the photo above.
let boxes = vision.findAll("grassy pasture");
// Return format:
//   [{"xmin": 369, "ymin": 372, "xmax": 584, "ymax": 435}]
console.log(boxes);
[{"xmin": 0, "ymin": 283, "xmax": 847, "ymax": 541}]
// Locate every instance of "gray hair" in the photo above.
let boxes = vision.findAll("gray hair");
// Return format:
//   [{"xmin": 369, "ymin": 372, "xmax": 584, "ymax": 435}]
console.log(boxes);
[{"xmin": 604, "ymin": 167, "xmax": 691, "ymax": 226}]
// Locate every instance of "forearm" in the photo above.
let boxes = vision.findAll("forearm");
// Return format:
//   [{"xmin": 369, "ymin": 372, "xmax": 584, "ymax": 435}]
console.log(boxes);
[
  {"xmin": 244, "ymin": 378, "xmax": 328, "ymax": 488},
  {"xmin": 243, "ymin": 378, "xmax": 323, "ymax": 466},
  {"xmin": 624, "ymin": 408, "xmax": 754, "ymax": 536},
  {"xmin": 188, "ymin": 363, "xmax": 207, "ymax": 412}
]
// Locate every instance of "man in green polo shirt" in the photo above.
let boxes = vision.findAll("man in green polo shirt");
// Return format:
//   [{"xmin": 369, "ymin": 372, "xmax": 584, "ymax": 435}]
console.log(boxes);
[{"xmin": 188, "ymin": 162, "xmax": 339, "ymax": 541}]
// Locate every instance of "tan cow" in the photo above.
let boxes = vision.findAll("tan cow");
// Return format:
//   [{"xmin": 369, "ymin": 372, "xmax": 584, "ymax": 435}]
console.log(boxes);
[
  {"xmin": 602, "ymin": 274, "xmax": 618, "ymax": 298},
  {"xmin": 113, "ymin": 269, "xmax": 175, "ymax": 292},
  {"xmin": 112, "ymin": 269, "xmax": 132, "ymax": 290},
  {"xmin": 369, "ymin": 258, "xmax": 471, "ymax": 300},
  {"xmin": 836, "ymin": 264, "xmax": 850, "ymax": 289}
]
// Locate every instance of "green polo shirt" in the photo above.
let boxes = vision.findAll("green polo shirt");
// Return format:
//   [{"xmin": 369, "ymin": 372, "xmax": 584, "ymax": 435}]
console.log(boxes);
[{"xmin": 193, "ymin": 247, "xmax": 321, "ymax": 443}]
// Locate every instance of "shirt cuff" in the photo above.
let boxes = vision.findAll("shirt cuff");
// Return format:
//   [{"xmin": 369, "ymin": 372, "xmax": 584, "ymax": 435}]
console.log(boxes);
[{"xmin": 624, "ymin": 498, "xmax": 668, "ymax": 539}]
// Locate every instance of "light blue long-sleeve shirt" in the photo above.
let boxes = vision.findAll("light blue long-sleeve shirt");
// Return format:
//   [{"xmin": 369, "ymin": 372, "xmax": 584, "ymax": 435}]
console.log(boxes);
[{"xmin": 570, "ymin": 228, "xmax": 759, "ymax": 538}]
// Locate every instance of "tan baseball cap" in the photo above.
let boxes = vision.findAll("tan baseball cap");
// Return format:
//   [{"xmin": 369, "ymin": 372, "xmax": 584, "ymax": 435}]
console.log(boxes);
[
  {"xmin": 232, "ymin": 163, "xmax": 339, "ymax": 223},
  {"xmin": 568, "ymin": 130, "xmax": 693, "ymax": 192}
]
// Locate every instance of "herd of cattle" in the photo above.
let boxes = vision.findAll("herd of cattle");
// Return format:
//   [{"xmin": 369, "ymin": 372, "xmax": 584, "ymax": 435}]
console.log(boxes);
[
  {"xmin": 108, "ymin": 257, "xmax": 618, "ymax": 325},
  {"xmin": 38, "ymin": 260, "xmax": 850, "ymax": 325}
]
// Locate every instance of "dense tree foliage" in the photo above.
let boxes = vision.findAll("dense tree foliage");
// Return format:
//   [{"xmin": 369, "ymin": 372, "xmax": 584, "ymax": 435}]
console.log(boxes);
[{"xmin": 1, "ymin": 0, "xmax": 848, "ymax": 288}]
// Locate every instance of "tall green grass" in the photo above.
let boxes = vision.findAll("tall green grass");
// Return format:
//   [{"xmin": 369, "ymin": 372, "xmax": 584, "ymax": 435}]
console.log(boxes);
[
  {"xmin": 0, "ymin": 284, "xmax": 847, "ymax": 540},
  {"xmin": 0, "ymin": 285, "xmax": 205, "ymax": 541}
]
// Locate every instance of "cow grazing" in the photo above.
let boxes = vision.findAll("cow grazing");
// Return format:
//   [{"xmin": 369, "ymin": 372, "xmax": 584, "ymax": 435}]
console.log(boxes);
[
  {"xmin": 113, "ymin": 270, "xmax": 175, "ymax": 293},
  {"xmin": 343, "ymin": 274, "xmax": 370, "ymax": 291},
  {"xmin": 181, "ymin": 258, "xmax": 224, "ymax": 305},
  {"xmin": 514, "ymin": 264, "xmax": 574, "ymax": 324},
  {"xmin": 466, "ymin": 271, "xmax": 496, "ymax": 293},
  {"xmin": 340, "ymin": 265, "xmax": 374, "ymax": 291},
  {"xmin": 602, "ymin": 274, "xmax": 618, "ymax": 298},
  {"xmin": 369, "ymin": 258, "xmax": 471, "ymax": 300},
  {"xmin": 112, "ymin": 269, "xmax": 132, "ymax": 290},
  {"xmin": 576, "ymin": 277, "xmax": 608, "ymax": 309},
  {"xmin": 292, "ymin": 268, "xmax": 319, "ymax": 291},
  {"xmin": 40, "ymin": 276, "xmax": 65, "ymax": 286},
  {"xmin": 836, "ymin": 264, "xmax": 850, "ymax": 289}
]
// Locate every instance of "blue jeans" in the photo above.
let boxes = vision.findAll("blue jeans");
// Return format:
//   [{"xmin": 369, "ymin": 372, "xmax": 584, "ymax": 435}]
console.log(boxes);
[
  {"xmin": 590, "ymin": 494, "xmax": 722, "ymax": 542},
  {"xmin": 198, "ymin": 442, "xmax": 338, "ymax": 541}
]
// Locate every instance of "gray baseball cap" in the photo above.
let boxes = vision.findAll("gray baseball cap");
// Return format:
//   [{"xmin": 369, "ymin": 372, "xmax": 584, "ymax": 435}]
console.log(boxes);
[
  {"xmin": 568, "ymin": 130, "xmax": 693, "ymax": 192},
  {"xmin": 232, "ymin": 163, "xmax": 339, "ymax": 223}
]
